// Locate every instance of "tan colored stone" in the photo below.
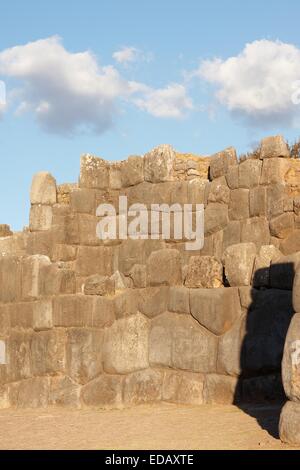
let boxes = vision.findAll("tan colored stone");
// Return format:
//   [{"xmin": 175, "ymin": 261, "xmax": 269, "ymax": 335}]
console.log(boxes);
[
  {"xmin": 49, "ymin": 376, "xmax": 81, "ymax": 407},
  {"xmin": 138, "ymin": 286, "xmax": 169, "ymax": 318},
  {"xmin": 260, "ymin": 158, "xmax": 291, "ymax": 185},
  {"xmin": 223, "ymin": 242, "xmax": 256, "ymax": 286},
  {"xmin": 121, "ymin": 156, "xmax": 144, "ymax": 187},
  {"xmin": 70, "ymin": 188, "xmax": 95, "ymax": 214},
  {"xmin": 190, "ymin": 287, "xmax": 241, "ymax": 335},
  {"xmin": 204, "ymin": 203, "xmax": 228, "ymax": 235},
  {"xmin": 185, "ymin": 255, "xmax": 223, "ymax": 288},
  {"xmin": 30, "ymin": 172, "xmax": 57, "ymax": 205},
  {"xmin": 103, "ymin": 313, "xmax": 149, "ymax": 374},
  {"xmin": 282, "ymin": 313, "xmax": 300, "ymax": 402},
  {"xmin": 260, "ymin": 135, "xmax": 290, "ymax": 159},
  {"xmin": 9, "ymin": 377, "xmax": 49, "ymax": 408},
  {"xmin": 207, "ymin": 176, "xmax": 230, "ymax": 204},
  {"xmin": 144, "ymin": 145, "xmax": 176, "ymax": 183},
  {"xmin": 223, "ymin": 220, "xmax": 241, "ymax": 250},
  {"xmin": 81, "ymin": 375, "xmax": 123, "ymax": 408},
  {"xmin": 123, "ymin": 369, "xmax": 163, "ymax": 405},
  {"xmin": 225, "ymin": 165, "xmax": 239, "ymax": 190},
  {"xmin": 147, "ymin": 249, "xmax": 182, "ymax": 286},
  {"xmin": 209, "ymin": 147, "xmax": 237, "ymax": 180},
  {"xmin": 129, "ymin": 264, "xmax": 147, "ymax": 288},
  {"xmin": 280, "ymin": 401, "xmax": 300, "ymax": 445},
  {"xmin": 75, "ymin": 246, "xmax": 114, "ymax": 276},
  {"xmin": 162, "ymin": 369, "xmax": 204, "ymax": 405},
  {"xmin": 239, "ymin": 159, "xmax": 262, "ymax": 188},
  {"xmin": 229, "ymin": 189, "xmax": 249, "ymax": 220},
  {"xmin": 252, "ymin": 245, "xmax": 282, "ymax": 287},
  {"xmin": 249, "ymin": 186, "xmax": 267, "ymax": 217},
  {"xmin": 83, "ymin": 274, "xmax": 115, "ymax": 296},
  {"xmin": 217, "ymin": 315, "xmax": 246, "ymax": 377},
  {"xmin": 168, "ymin": 286, "xmax": 190, "ymax": 314},
  {"xmin": 32, "ymin": 300, "xmax": 53, "ymax": 330},
  {"xmin": 0, "ymin": 224, "xmax": 12, "ymax": 237},
  {"xmin": 21, "ymin": 255, "xmax": 51, "ymax": 300},
  {"xmin": 280, "ymin": 230, "xmax": 300, "ymax": 255},
  {"xmin": 53, "ymin": 294, "xmax": 94, "ymax": 327},
  {"xmin": 203, "ymin": 374, "xmax": 239, "ymax": 404},
  {"xmin": 270, "ymin": 212, "xmax": 294, "ymax": 239},
  {"xmin": 0, "ymin": 255, "xmax": 22, "ymax": 303},
  {"xmin": 31, "ymin": 329, "xmax": 66, "ymax": 376},
  {"xmin": 241, "ymin": 217, "xmax": 270, "ymax": 249},
  {"xmin": 79, "ymin": 154, "xmax": 109, "ymax": 189},
  {"xmin": 109, "ymin": 163, "xmax": 122, "ymax": 190}
]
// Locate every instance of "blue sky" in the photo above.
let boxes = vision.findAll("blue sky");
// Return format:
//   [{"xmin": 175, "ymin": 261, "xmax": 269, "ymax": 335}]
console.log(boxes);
[{"xmin": 1, "ymin": 0, "xmax": 300, "ymax": 229}]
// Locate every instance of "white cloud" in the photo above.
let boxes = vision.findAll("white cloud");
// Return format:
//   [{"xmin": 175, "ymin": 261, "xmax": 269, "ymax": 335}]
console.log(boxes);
[
  {"xmin": 0, "ymin": 37, "xmax": 192, "ymax": 134},
  {"xmin": 196, "ymin": 39, "xmax": 300, "ymax": 127},
  {"xmin": 134, "ymin": 83, "xmax": 193, "ymax": 118},
  {"xmin": 113, "ymin": 46, "xmax": 139, "ymax": 65}
]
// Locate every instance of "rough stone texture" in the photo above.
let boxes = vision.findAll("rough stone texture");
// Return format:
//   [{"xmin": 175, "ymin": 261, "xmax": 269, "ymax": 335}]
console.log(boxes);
[
  {"xmin": 121, "ymin": 156, "xmax": 144, "ymax": 187},
  {"xmin": 205, "ymin": 203, "xmax": 228, "ymax": 235},
  {"xmin": 79, "ymin": 155, "xmax": 109, "ymax": 189},
  {"xmin": 229, "ymin": 189, "xmax": 249, "ymax": 220},
  {"xmin": 83, "ymin": 274, "xmax": 115, "ymax": 296},
  {"xmin": 162, "ymin": 370, "xmax": 204, "ymax": 405},
  {"xmin": 241, "ymin": 217, "xmax": 270, "ymax": 249},
  {"xmin": 223, "ymin": 243, "xmax": 256, "ymax": 287},
  {"xmin": 123, "ymin": 369, "xmax": 163, "ymax": 405},
  {"xmin": 282, "ymin": 313, "xmax": 300, "ymax": 402},
  {"xmin": 147, "ymin": 249, "xmax": 182, "ymax": 286},
  {"xmin": 81, "ymin": 375, "xmax": 123, "ymax": 408},
  {"xmin": 207, "ymin": 176, "xmax": 230, "ymax": 204},
  {"xmin": 260, "ymin": 135, "xmax": 290, "ymax": 159},
  {"xmin": 144, "ymin": 145, "xmax": 176, "ymax": 183},
  {"xmin": 252, "ymin": 245, "xmax": 281, "ymax": 287},
  {"xmin": 209, "ymin": 147, "xmax": 237, "ymax": 180},
  {"xmin": 203, "ymin": 374, "xmax": 239, "ymax": 404},
  {"xmin": 239, "ymin": 159, "xmax": 262, "ymax": 188},
  {"xmin": 190, "ymin": 288, "xmax": 241, "ymax": 336},
  {"xmin": 279, "ymin": 401, "xmax": 300, "ymax": 445},
  {"xmin": 30, "ymin": 172, "xmax": 57, "ymax": 205},
  {"xmin": 270, "ymin": 212, "xmax": 294, "ymax": 239},
  {"xmin": 184, "ymin": 255, "xmax": 223, "ymax": 288},
  {"xmin": 29, "ymin": 205, "xmax": 53, "ymax": 231}
]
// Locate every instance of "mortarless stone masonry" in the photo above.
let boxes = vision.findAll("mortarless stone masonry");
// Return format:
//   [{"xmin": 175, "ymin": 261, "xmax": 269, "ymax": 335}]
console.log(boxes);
[{"xmin": 0, "ymin": 135, "xmax": 300, "ymax": 444}]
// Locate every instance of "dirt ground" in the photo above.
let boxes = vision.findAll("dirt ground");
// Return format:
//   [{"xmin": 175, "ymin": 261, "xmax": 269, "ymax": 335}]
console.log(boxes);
[{"xmin": 0, "ymin": 403, "xmax": 298, "ymax": 450}]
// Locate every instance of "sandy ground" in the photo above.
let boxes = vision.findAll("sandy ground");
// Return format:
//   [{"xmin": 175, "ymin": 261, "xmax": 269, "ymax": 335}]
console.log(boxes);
[{"xmin": 0, "ymin": 403, "xmax": 298, "ymax": 450}]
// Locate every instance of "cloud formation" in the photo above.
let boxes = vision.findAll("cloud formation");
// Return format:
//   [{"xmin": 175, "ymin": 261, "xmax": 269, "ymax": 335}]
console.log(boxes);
[
  {"xmin": 196, "ymin": 39, "xmax": 300, "ymax": 127},
  {"xmin": 112, "ymin": 46, "xmax": 139, "ymax": 65},
  {"xmin": 0, "ymin": 37, "xmax": 191, "ymax": 135}
]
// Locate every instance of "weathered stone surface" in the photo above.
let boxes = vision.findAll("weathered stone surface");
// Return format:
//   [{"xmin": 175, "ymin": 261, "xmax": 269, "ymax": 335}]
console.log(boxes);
[
  {"xmin": 32, "ymin": 300, "xmax": 53, "ymax": 331},
  {"xmin": 118, "ymin": 239, "xmax": 165, "ymax": 275},
  {"xmin": 168, "ymin": 286, "xmax": 190, "ymax": 314},
  {"xmin": 223, "ymin": 220, "xmax": 241, "ymax": 250},
  {"xmin": 270, "ymin": 253, "xmax": 300, "ymax": 290},
  {"xmin": 200, "ymin": 231, "xmax": 223, "ymax": 260},
  {"xmin": 204, "ymin": 203, "xmax": 228, "ymax": 235},
  {"xmin": 260, "ymin": 158, "xmax": 290, "ymax": 185},
  {"xmin": 129, "ymin": 264, "xmax": 147, "ymax": 288},
  {"xmin": 184, "ymin": 255, "xmax": 223, "ymax": 288},
  {"xmin": 239, "ymin": 159, "xmax": 262, "ymax": 188},
  {"xmin": 121, "ymin": 156, "xmax": 144, "ymax": 187},
  {"xmin": 225, "ymin": 165, "xmax": 239, "ymax": 190},
  {"xmin": 0, "ymin": 255, "xmax": 22, "ymax": 303},
  {"xmin": 217, "ymin": 315, "xmax": 246, "ymax": 376},
  {"xmin": 282, "ymin": 313, "xmax": 300, "ymax": 402},
  {"xmin": 241, "ymin": 217, "xmax": 270, "ymax": 249},
  {"xmin": 49, "ymin": 376, "xmax": 81, "ymax": 407},
  {"xmin": 91, "ymin": 296, "xmax": 115, "ymax": 327},
  {"xmin": 75, "ymin": 246, "xmax": 114, "ymax": 276},
  {"xmin": 79, "ymin": 154, "xmax": 109, "ymax": 189},
  {"xmin": 252, "ymin": 245, "xmax": 281, "ymax": 287},
  {"xmin": 103, "ymin": 313, "xmax": 149, "ymax": 374},
  {"xmin": 162, "ymin": 370, "xmax": 204, "ymax": 405},
  {"xmin": 38, "ymin": 263, "xmax": 76, "ymax": 296},
  {"xmin": 0, "ymin": 224, "xmax": 12, "ymax": 237},
  {"xmin": 228, "ymin": 189, "xmax": 249, "ymax": 220},
  {"xmin": 30, "ymin": 330, "xmax": 66, "ymax": 376},
  {"xmin": 203, "ymin": 374, "xmax": 239, "ymax": 404},
  {"xmin": 70, "ymin": 188, "xmax": 95, "ymax": 214},
  {"xmin": 53, "ymin": 294, "xmax": 94, "ymax": 327},
  {"xmin": 207, "ymin": 176, "xmax": 230, "ymax": 204},
  {"xmin": 83, "ymin": 274, "xmax": 115, "ymax": 296},
  {"xmin": 110, "ymin": 270, "xmax": 127, "ymax": 290},
  {"xmin": 52, "ymin": 244, "xmax": 77, "ymax": 262},
  {"xmin": 144, "ymin": 145, "xmax": 176, "ymax": 183},
  {"xmin": 149, "ymin": 312, "xmax": 217, "ymax": 372},
  {"xmin": 280, "ymin": 230, "xmax": 300, "ymax": 255},
  {"xmin": 190, "ymin": 288, "xmax": 241, "ymax": 335},
  {"xmin": 270, "ymin": 213, "xmax": 294, "ymax": 239},
  {"xmin": 123, "ymin": 369, "xmax": 163, "ymax": 405},
  {"xmin": 279, "ymin": 401, "xmax": 300, "ymax": 445},
  {"xmin": 138, "ymin": 286, "xmax": 169, "ymax": 318},
  {"xmin": 81, "ymin": 375, "xmax": 123, "ymax": 408},
  {"xmin": 187, "ymin": 179, "xmax": 208, "ymax": 204},
  {"xmin": 113, "ymin": 290, "xmax": 138, "ymax": 319},
  {"xmin": 267, "ymin": 183, "xmax": 292, "ymax": 217},
  {"xmin": 30, "ymin": 172, "xmax": 57, "ymax": 205},
  {"xmin": 21, "ymin": 255, "xmax": 51, "ymax": 300},
  {"xmin": 223, "ymin": 243, "xmax": 256, "ymax": 286},
  {"xmin": 147, "ymin": 249, "xmax": 182, "ymax": 286},
  {"xmin": 66, "ymin": 328, "xmax": 103, "ymax": 384},
  {"xmin": 209, "ymin": 147, "xmax": 237, "ymax": 180},
  {"xmin": 260, "ymin": 135, "xmax": 290, "ymax": 159},
  {"xmin": 9, "ymin": 377, "xmax": 49, "ymax": 408},
  {"xmin": 249, "ymin": 186, "xmax": 267, "ymax": 217},
  {"xmin": 56, "ymin": 183, "xmax": 77, "ymax": 205}
]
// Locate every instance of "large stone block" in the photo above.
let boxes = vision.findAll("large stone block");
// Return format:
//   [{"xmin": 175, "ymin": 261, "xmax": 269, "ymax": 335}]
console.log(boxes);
[
  {"xmin": 168, "ymin": 286, "xmax": 190, "ymax": 314},
  {"xmin": 75, "ymin": 246, "xmax": 114, "ymax": 276},
  {"xmin": 144, "ymin": 144, "xmax": 176, "ymax": 183},
  {"xmin": 241, "ymin": 217, "xmax": 270, "ymax": 249},
  {"xmin": 7, "ymin": 331, "xmax": 32, "ymax": 381},
  {"xmin": 279, "ymin": 401, "xmax": 300, "ymax": 445},
  {"xmin": 280, "ymin": 230, "xmax": 300, "ymax": 255},
  {"xmin": 26, "ymin": 231, "xmax": 54, "ymax": 258},
  {"xmin": 270, "ymin": 253, "xmax": 300, "ymax": 290},
  {"xmin": 31, "ymin": 329, "xmax": 66, "ymax": 376},
  {"xmin": 103, "ymin": 313, "xmax": 149, "ymax": 374},
  {"xmin": 123, "ymin": 369, "xmax": 163, "ymax": 405},
  {"xmin": 260, "ymin": 135, "xmax": 290, "ymax": 159},
  {"xmin": 30, "ymin": 172, "xmax": 57, "ymax": 205},
  {"xmin": 223, "ymin": 243, "xmax": 256, "ymax": 286},
  {"xmin": 113, "ymin": 290, "xmax": 138, "ymax": 319},
  {"xmin": 109, "ymin": 163, "xmax": 122, "ymax": 190},
  {"xmin": 270, "ymin": 212, "xmax": 294, "ymax": 239},
  {"xmin": 118, "ymin": 239, "xmax": 165, "ymax": 275},
  {"xmin": 207, "ymin": 176, "xmax": 230, "ymax": 204},
  {"xmin": 162, "ymin": 369, "xmax": 204, "ymax": 405},
  {"xmin": 121, "ymin": 156, "xmax": 144, "ymax": 187},
  {"xmin": 249, "ymin": 186, "xmax": 267, "ymax": 217},
  {"xmin": 52, "ymin": 244, "xmax": 77, "ymax": 262},
  {"xmin": 282, "ymin": 313, "xmax": 300, "ymax": 402},
  {"xmin": 203, "ymin": 374, "xmax": 239, "ymax": 404},
  {"xmin": 91, "ymin": 295, "xmax": 115, "ymax": 327},
  {"xmin": 79, "ymin": 154, "xmax": 109, "ymax": 189},
  {"xmin": 239, "ymin": 159, "xmax": 262, "ymax": 188},
  {"xmin": 70, "ymin": 188, "xmax": 96, "ymax": 214},
  {"xmin": 81, "ymin": 375, "xmax": 123, "ymax": 408},
  {"xmin": 252, "ymin": 245, "xmax": 281, "ymax": 287},
  {"xmin": 138, "ymin": 286, "xmax": 169, "ymax": 318},
  {"xmin": 267, "ymin": 183, "xmax": 293, "ymax": 217},
  {"xmin": 29, "ymin": 205, "xmax": 53, "ymax": 231},
  {"xmin": 66, "ymin": 328, "xmax": 103, "ymax": 384},
  {"xmin": 204, "ymin": 203, "xmax": 228, "ymax": 235},
  {"xmin": 209, "ymin": 147, "xmax": 237, "ymax": 180},
  {"xmin": 129, "ymin": 264, "xmax": 147, "ymax": 288},
  {"xmin": 260, "ymin": 158, "xmax": 290, "ymax": 185},
  {"xmin": 9, "ymin": 377, "xmax": 49, "ymax": 408},
  {"xmin": 83, "ymin": 274, "xmax": 115, "ymax": 296},
  {"xmin": 49, "ymin": 376, "xmax": 81, "ymax": 408},
  {"xmin": 149, "ymin": 312, "xmax": 217, "ymax": 373},
  {"xmin": 38, "ymin": 263, "xmax": 76, "ymax": 296},
  {"xmin": 21, "ymin": 255, "xmax": 51, "ymax": 300},
  {"xmin": 147, "ymin": 249, "xmax": 182, "ymax": 286},
  {"xmin": 223, "ymin": 220, "xmax": 241, "ymax": 250},
  {"xmin": 228, "ymin": 189, "xmax": 249, "ymax": 220},
  {"xmin": 184, "ymin": 255, "xmax": 223, "ymax": 288},
  {"xmin": 190, "ymin": 287, "xmax": 241, "ymax": 335},
  {"xmin": 53, "ymin": 294, "xmax": 94, "ymax": 327},
  {"xmin": 225, "ymin": 165, "xmax": 239, "ymax": 190},
  {"xmin": 0, "ymin": 224, "xmax": 12, "ymax": 237},
  {"xmin": 32, "ymin": 300, "xmax": 53, "ymax": 331},
  {"xmin": 0, "ymin": 255, "xmax": 22, "ymax": 303},
  {"xmin": 217, "ymin": 315, "xmax": 246, "ymax": 376}
]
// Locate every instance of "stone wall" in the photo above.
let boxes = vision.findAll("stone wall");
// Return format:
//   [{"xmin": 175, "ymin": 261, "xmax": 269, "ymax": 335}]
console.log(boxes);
[{"xmin": 0, "ymin": 135, "xmax": 299, "ymax": 409}]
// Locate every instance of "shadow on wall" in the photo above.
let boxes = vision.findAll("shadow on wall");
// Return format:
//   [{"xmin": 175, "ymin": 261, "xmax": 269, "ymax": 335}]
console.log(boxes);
[{"xmin": 233, "ymin": 262, "xmax": 295, "ymax": 439}]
